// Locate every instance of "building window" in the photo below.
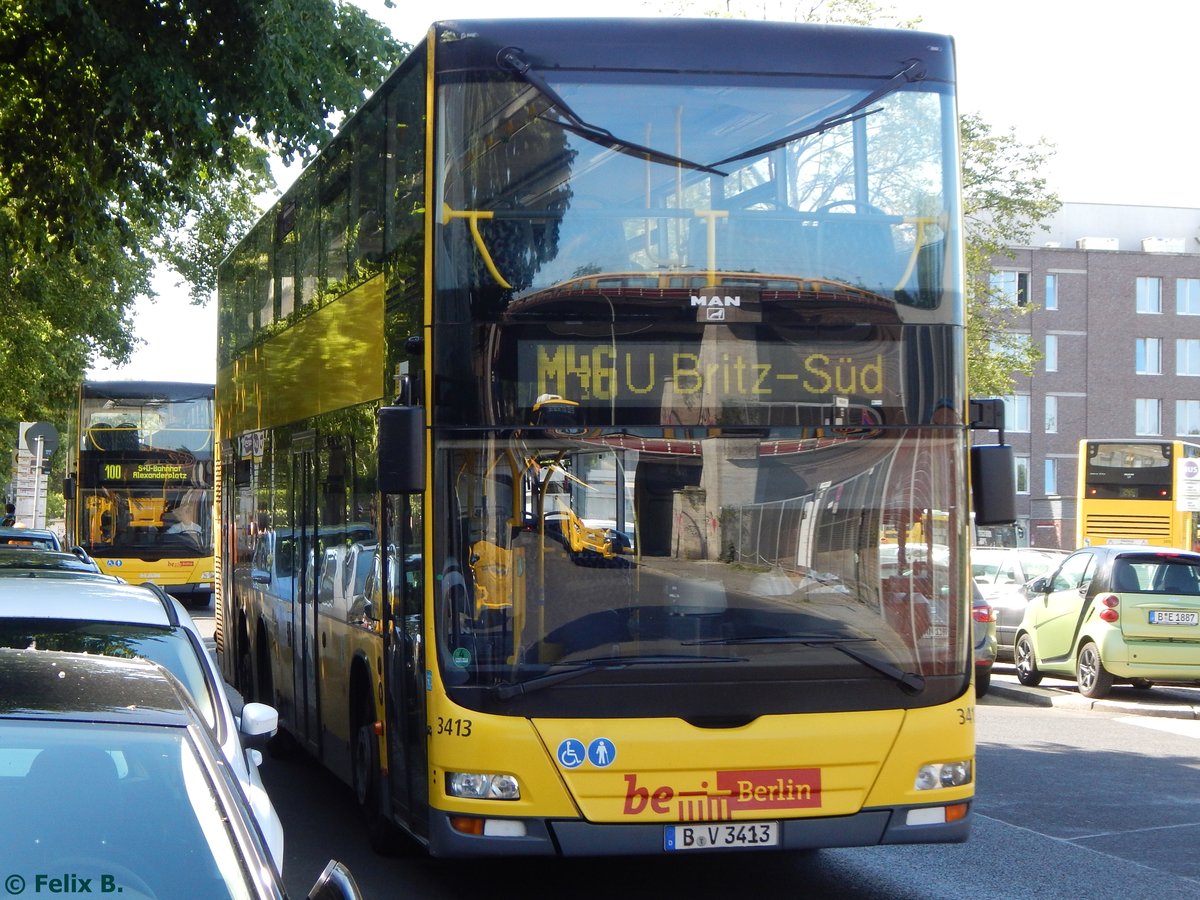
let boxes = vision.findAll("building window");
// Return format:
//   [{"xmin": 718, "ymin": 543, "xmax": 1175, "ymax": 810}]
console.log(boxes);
[
  {"xmin": 1179, "ymin": 278, "xmax": 1200, "ymax": 315},
  {"xmin": 1043, "ymin": 459, "xmax": 1057, "ymax": 495},
  {"xmin": 1045, "ymin": 335, "xmax": 1058, "ymax": 372},
  {"xmin": 1003, "ymin": 395, "xmax": 1031, "ymax": 432},
  {"xmin": 1045, "ymin": 273, "xmax": 1058, "ymax": 310},
  {"xmin": 1178, "ymin": 339, "xmax": 1200, "ymax": 376},
  {"xmin": 990, "ymin": 270, "xmax": 1029, "ymax": 306},
  {"xmin": 1136, "ymin": 398, "xmax": 1161, "ymax": 436},
  {"xmin": 1136, "ymin": 337, "xmax": 1162, "ymax": 375},
  {"xmin": 1178, "ymin": 400, "xmax": 1200, "ymax": 436},
  {"xmin": 1045, "ymin": 396, "xmax": 1058, "ymax": 433},
  {"xmin": 1015, "ymin": 456, "xmax": 1030, "ymax": 495},
  {"xmin": 1136, "ymin": 276, "xmax": 1162, "ymax": 313}
]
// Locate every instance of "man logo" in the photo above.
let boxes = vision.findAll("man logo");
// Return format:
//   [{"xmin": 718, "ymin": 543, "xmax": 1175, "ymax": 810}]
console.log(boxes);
[
  {"xmin": 707, "ymin": 307, "xmax": 727, "ymax": 321},
  {"xmin": 690, "ymin": 295, "xmax": 741, "ymax": 308}
]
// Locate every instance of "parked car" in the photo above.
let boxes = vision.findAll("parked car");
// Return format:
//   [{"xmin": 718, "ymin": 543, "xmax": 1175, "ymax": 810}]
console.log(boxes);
[
  {"xmin": 973, "ymin": 578, "xmax": 997, "ymax": 697},
  {"xmin": 0, "ymin": 545, "xmax": 108, "ymax": 576},
  {"xmin": 0, "ymin": 525, "xmax": 62, "ymax": 550},
  {"xmin": 0, "ymin": 576, "xmax": 285, "ymax": 871},
  {"xmin": 973, "ymin": 546, "xmax": 1071, "ymax": 659},
  {"xmin": 0, "ymin": 647, "xmax": 361, "ymax": 898},
  {"xmin": 1014, "ymin": 545, "xmax": 1200, "ymax": 698}
]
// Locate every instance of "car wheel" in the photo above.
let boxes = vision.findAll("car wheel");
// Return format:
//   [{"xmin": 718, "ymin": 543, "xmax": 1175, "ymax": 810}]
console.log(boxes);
[
  {"xmin": 1076, "ymin": 641, "xmax": 1114, "ymax": 699},
  {"xmin": 1014, "ymin": 634, "xmax": 1043, "ymax": 686},
  {"xmin": 975, "ymin": 668, "xmax": 991, "ymax": 698},
  {"xmin": 1130, "ymin": 679, "xmax": 1154, "ymax": 690}
]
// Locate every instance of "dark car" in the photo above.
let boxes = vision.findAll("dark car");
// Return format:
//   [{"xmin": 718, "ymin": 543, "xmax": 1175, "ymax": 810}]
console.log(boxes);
[
  {"xmin": 973, "ymin": 578, "xmax": 997, "ymax": 697},
  {"xmin": 0, "ymin": 545, "xmax": 108, "ymax": 576},
  {"xmin": 0, "ymin": 526, "xmax": 62, "ymax": 550},
  {"xmin": 0, "ymin": 648, "xmax": 361, "ymax": 899},
  {"xmin": 1015, "ymin": 546, "xmax": 1200, "ymax": 698}
]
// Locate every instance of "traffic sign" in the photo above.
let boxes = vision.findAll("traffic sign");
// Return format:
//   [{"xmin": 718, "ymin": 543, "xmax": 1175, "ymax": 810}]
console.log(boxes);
[{"xmin": 22, "ymin": 421, "xmax": 59, "ymax": 456}]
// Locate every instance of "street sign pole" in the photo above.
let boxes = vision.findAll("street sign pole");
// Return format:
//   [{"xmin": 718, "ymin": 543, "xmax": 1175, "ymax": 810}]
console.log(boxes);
[{"xmin": 31, "ymin": 436, "xmax": 44, "ymax": 529}]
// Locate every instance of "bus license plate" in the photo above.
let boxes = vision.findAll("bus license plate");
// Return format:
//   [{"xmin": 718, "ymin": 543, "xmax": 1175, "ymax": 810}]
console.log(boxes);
[
  {"xmin": 1149, "ymin": 610, "xmax": 1199, "ymax": 625},
  {"xmin": 665, "ymin": 822, "xmax": 779, "ymax": 851}
]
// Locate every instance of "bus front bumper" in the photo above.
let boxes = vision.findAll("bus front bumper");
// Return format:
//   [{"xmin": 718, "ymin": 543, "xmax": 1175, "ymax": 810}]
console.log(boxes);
[{"xmin": 426, "ymin": 804, "xmax": 970, "ymax": 857}]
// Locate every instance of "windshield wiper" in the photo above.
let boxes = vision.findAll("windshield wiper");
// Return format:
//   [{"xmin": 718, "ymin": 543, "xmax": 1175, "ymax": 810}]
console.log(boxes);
[
  {"xmin": 685, "ymin": 634, "xmax": 925, "ymax": 693},
  {"xmin": 709, "ymin": 59, "xmax": 927, "ymax": 168},
  {"xmin": 497, "ymin": 47, "xmax": 726, "ymax": 176},
  {"xmin": 490, "ymin": 653, "xmax": 746, "ymax": 701}
]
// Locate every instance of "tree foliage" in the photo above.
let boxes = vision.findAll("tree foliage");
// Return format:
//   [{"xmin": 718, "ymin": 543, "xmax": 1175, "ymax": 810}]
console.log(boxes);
[
  {"xmin": 0, "ymin": 0, "xmax": 405, "ymax": 436},
  {"xmin": 960, "ymin": 113, "xmax": 1060, "ymax": 395}
]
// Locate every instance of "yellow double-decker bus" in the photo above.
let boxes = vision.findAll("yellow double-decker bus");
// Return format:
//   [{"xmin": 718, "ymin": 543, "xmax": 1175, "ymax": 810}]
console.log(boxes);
[
  {"xmin": 64, "ymin": 380, "xmax": 216, "ymax": 607},
  {"xmin": 214, "ymin": 18, "xmax": 1013, "ymax": 857},
  {"xmin": 1077, "ymin": 439, "xmax": 1200, "ymax": 550}
]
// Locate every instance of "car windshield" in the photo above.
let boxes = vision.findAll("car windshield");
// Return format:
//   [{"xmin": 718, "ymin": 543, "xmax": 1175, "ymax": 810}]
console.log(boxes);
[
  {"xmin": 0, "ymin": 721, "xmax": 257, "ymax": 897},
  {"xmin": 0, "ymin": 621, "xmax": 216, "ymax": 729}
]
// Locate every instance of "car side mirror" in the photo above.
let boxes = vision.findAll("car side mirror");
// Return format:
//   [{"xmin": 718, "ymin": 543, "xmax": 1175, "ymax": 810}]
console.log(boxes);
[
  {"xmin": 1028, "ymin": 576, "xmax": 1048, "ymax": 595},
  {"xmin": 307, "ymin": 860, "xmax": 363, "ymax": 900},
  {"xmin": 239, "ymin": 701, "xmax": 279, "ymax": 749}
]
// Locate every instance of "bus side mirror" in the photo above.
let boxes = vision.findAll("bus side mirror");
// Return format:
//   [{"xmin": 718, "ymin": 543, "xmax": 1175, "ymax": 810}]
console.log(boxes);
[
  {"xmin": 971, "ymin": 443, "xmax": 1016, "ymax": 526},
  {"xmin": 377, "ymin": 406, "xmax": 425, "ymax": 494},
  {"xmin": 63, "ymin": 475, "xmax": 76, "ymax": 501}
]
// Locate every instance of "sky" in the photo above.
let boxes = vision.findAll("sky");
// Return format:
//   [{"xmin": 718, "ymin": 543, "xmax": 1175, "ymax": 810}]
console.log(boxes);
[{"xmin": 89, "ymin": 0, "xmax": 1200, "ymax": 384}]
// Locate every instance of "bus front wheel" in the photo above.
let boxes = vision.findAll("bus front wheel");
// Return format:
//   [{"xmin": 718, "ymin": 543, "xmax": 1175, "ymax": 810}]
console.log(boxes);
[{"xmin": 352, "ymin": 694, "xmax": 398, "ymax": 855}]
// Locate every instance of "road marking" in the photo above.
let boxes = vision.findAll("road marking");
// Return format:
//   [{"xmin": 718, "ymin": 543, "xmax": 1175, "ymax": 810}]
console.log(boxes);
[{"xmin": 1115, "ymin": 715, "xmax": 1200, "ymax": 738}]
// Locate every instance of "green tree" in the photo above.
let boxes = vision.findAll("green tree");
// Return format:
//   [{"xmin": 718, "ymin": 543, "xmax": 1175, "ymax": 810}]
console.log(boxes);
[
  {"xmin": 960, "ymin": 113, "xmax": 1059, "ymax": 394},
  {"xmin": 0, "ymin": 0, "xmax": 406, "ymax": 436}
]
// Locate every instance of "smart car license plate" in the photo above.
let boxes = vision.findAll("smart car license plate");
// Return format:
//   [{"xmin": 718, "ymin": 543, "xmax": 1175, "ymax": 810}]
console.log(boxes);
[
  {"xmin": 665, "ymin": 822, "xmax": 779, "ymax": 851},
  {"xmin": 1149, "ymin": 610, "xmax": 1199, "ymax": 625}
]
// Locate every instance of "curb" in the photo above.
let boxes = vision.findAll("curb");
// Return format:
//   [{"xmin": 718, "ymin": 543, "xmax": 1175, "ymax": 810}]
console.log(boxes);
[{"xmin": 984, "ymin": 676, "xmax": 1200, "ymax": 719}]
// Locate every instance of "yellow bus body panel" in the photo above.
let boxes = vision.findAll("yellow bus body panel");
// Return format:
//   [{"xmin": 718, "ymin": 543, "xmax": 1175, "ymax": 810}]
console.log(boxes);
[
  {"xmin": 426, "ymin": 699, "xmax": 973, "ymax": 821},
  {"xmin": 98, "ymin": 555, "xmax": 214, "ymax": 587},
  {"xmin": 216, "ymin": 276, "xmax": 385, "ymax": 436}
]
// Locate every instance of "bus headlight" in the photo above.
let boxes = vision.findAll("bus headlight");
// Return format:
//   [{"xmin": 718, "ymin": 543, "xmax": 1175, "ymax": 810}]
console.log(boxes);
[
  {"xmin": 914, "ymin": 761, "xmax": 972, "ymax": 790},
  {"xmin": 447, "ymin": 772, "xmax": 521, "ymax": 800}
]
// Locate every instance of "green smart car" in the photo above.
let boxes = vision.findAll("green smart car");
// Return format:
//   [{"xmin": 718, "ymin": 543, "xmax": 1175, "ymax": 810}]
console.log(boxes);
[{"xmin": 1014, "ymin": 545, "xmax": 1200, "ymax": 698}]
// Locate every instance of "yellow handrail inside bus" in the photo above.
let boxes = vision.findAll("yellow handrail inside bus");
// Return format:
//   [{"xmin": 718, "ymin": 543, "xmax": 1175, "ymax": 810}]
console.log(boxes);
[{"xmin": 443, "ymin": 204, "xmax": 513, "ymax": 289}]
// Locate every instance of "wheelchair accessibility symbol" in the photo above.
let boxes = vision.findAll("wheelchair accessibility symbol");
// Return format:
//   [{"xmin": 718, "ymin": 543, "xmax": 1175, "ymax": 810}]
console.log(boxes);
[
  {"xmin": 557, "ymin": 737, "xmax": 617, "ymax": 769},
  {"xmin": 557, "ymin": 739, "xmax": 586, "ymax": 768}
]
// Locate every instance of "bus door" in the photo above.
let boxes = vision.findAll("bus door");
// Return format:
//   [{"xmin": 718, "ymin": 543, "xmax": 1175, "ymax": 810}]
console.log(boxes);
[
  {"xmin": 292, "ymin": 437, "xmax": 322, "ymax": 753},
  {"xmin": 383, "ymin": 494, "xmax": 428, "ymax": 836}
]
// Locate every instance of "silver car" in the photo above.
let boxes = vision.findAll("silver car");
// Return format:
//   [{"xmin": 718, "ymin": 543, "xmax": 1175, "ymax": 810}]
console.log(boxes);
[
  {"xmin": 972, "ymin": 546, "xmax": 1070, "ymax": 659},
  {"xmin": 0, "ymin": 576, "xmax": 285, "ymax": 871},
  {"xmin": 0, "ymin": 647, "xmax": 360, "ymax": 898}
]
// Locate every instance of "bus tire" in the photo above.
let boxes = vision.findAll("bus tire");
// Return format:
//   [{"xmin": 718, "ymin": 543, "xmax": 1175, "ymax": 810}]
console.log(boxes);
[
  {"xmin": 1014, "ymin": 634, "xmax": 1042, "ymax": 686},
  {"xmin": 352, "ymin": 692, "xmax": 398, "ymax": 855}
]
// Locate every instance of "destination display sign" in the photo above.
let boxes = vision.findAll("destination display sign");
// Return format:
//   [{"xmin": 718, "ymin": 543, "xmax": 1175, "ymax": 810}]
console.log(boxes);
[
  {"xmin": 99, "ymin": 461, "xmax": 196, "ymax": 484},
  {"xmin": 518, "ymin": 338, "xmax": 901, "ymax": 408}
]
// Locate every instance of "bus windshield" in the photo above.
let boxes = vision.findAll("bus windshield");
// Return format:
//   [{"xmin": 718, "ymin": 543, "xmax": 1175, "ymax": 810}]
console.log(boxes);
[
  {"xmin": 439, "ymin": 68, "xmax": 955, "ymax": 309},
  {"xmin": 432, "ymin": 59, "xmax": 966, "ymax": 717},
  {"xmin": 73, "ymin": 385, "xmax": 214, "ymax": 560}
]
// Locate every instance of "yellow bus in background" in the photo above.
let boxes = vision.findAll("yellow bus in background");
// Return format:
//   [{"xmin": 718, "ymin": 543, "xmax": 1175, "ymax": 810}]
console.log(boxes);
[
  {"xmin": 1077, "ymin": 439, "xmax": 1200, "ymax": 551},
  {"xmin": 64, "ymin": 380, "xmax": 215, "ymax": 607},
  {"xmin": 214, "ymin": 18, "xmax": 1013, "ymax": 858}
]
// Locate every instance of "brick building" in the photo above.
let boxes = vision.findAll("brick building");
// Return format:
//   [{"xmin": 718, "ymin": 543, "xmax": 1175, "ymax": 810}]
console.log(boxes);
[{"xmin": 992, "ymin": 203, "xmax": 1200, "ymax": 549}]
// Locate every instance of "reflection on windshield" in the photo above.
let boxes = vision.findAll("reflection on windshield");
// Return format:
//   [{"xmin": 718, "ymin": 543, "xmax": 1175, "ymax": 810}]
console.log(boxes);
[
  {"xmin": 434, "ymin": 62, "xmax": 966, "ymax": 714},
  {"xmin": 440, "ymin": 74, "xmax": 953, "ymax": 307}
]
